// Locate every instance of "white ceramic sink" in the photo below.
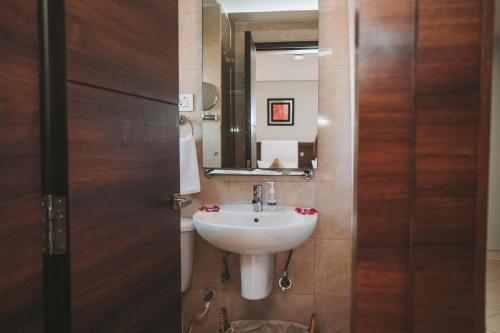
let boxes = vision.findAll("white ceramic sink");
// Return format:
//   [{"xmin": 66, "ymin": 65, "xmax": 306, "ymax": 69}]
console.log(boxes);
[
  {"xmin": 194, "ymin": 204, "xmax": 317, "ymax": 254},
  {"xmin": 193, "ymin": 204, "xmax": 318, "ymax": 300}
]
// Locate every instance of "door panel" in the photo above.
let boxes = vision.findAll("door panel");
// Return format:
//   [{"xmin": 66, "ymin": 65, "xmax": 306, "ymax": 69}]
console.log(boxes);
[
  {"xmin": 412, "ymin": 1, "xmax": 486, "ymax": 332},
  {"xmin": 0, "ymin": 1, "xmax": 44, "ymax": 332},
  {"xmin": 67, "ymin": 83, "xmax": 180, "ymax": 332},
  {"xmin": 355, "ymin": 0, "xmax": 416, "ymax": 331},
  {"xmin": 66, "ymin": 0, "xmax": 178, "ymax": 104}
]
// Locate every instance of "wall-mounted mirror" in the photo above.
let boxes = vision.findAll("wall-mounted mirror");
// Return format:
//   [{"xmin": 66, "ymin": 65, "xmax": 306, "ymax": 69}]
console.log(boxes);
[{"xmin": 202, "ymin": 0, "xmax": 319, "ymax": 171}]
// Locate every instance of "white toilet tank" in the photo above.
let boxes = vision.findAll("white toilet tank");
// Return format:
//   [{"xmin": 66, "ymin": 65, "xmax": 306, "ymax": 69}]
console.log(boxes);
[{"xmin": 181, "ymin": 218, "xmax": 195, "ymax": 292}]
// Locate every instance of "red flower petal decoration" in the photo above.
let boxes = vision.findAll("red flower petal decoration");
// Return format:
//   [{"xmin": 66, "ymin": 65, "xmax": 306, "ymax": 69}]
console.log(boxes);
[
  {"xmin": 200, "ymin": 205, "xmax": 220, "ymax": 213},
  {"xmin": 295, "ymin": 207, "xmax": 318, "ymax": 215},
  {"xmin": 308, "ymin": 208, "xmax": 318, "ymax": 215}
]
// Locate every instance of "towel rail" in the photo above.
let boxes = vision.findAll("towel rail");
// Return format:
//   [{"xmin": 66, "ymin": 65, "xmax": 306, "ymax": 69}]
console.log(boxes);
[{"xmin": 179, "ymin": 115, "xmax": 194, "ymax": 136}]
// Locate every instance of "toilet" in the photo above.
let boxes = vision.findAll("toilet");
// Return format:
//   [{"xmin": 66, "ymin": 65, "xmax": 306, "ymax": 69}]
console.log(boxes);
[{"xmin": 181, "ymin": 217, "xmax": 195, "ymax": 292}]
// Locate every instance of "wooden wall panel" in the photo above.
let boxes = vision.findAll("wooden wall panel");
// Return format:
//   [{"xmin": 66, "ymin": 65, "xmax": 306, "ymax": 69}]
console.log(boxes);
[
  {"xmin": 67, "ymin": 83, "xmax": 181, "ymax": 333},
  {"xmin": 412, "ymin": 0, "xmax": 487, "ymax": 332},
  {"xmin": 355, "ymin": 0, "xmax": 416, "ymax": 332},
  {"xmin": 0, "ymin": 1, "xmax": 44, "ymax": 332},
  {"xmin": 66, "ymin": 0, "xmax": 178, "ymax": 103},
  {"xmin": 355, "ymin": 0, "xmax": 494, "ymax": 332}
]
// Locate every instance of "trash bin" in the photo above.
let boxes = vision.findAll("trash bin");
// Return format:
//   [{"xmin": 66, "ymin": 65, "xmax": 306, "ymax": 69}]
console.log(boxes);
[
  {"xmin": 218, "ymin": 308, "xmax": 316, "ymax": 333},
  {"xmin": 226, "ymin": 320, "xmax": 310, "ymax": 333}
]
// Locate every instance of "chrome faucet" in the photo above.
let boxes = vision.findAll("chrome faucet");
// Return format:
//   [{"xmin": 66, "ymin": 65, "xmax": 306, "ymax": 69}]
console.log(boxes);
[{"xmin": 252, "ymin": 185, "xmax": 263, "ymax": 212}]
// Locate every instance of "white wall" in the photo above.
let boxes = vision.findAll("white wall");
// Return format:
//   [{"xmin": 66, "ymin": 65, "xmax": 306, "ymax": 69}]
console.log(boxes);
[
  {"xmin": 256, "ymin": 80, "xmax": 318, "ymax": 141},
  {"xmin": 256, "ymin": 52, "xmax": 318, "ymax": 81},
  {"xmin": 255, "ymin": 51, "xmax": 318, "ymax": 142},
  {"xmin": 488, "ymin": 38, "xmax": 500, "ymax": 250},
  {"xmin": 217, "ymin": 0, "xmax": 318, "ymax": 13}
]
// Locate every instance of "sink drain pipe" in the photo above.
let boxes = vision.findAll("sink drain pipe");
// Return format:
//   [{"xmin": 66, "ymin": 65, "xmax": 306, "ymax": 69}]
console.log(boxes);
[
  {"xmin": 188, "ymin": 288, "xmax": 217, "ymax": 333},
  {"xmin": 221, "ymin": 252, "xmax": 232, "ymax": 283},
  {"xmin": 278, "ymin": 250, "xmax": 294, "ymax": 291}
]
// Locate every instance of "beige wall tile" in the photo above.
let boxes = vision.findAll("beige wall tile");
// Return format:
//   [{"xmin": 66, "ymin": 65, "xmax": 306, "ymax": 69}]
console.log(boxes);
[
  {"xmin": 320, "ymin": 0, "xmax": 349, "ymax": 8},
  {"xmin": 314, "ymin": 294, "xmax": 351, "ymax": 333},
  {"xmin": 289, "ymin": 28, "xmax": 319, "ymax": 41},
  {"xmin": 313, "ymin": 180, "xmax": 352, "ymax": 240},
  {"xmin": 319, "ymin": 5, "xmax": 349, "ymax": 66},
  {"xmin": 198, "ymin": 178, "xmax": 233, "ymax": 207},
  {"xmin": 179, "ymin": 0, "xmax": 202, "ymax": 14},
  {"xmin": 267, "ymin": 181, "xmax": 316, "ymax": 208},
  {"xmin": 182, "ymin": 289, "xmax": 229, "ymax": 332},
  {"xmin": 190, "ymin": 235, "xmax": 229, "ymax": 291},
  {"xmin": 228, "ymin": 182, "xmax": 255, "ymax": 203},
  {"xmin": 229, "ymin": 292, "xmax": 314, "ymax": 324},
  {"xmin": 251, "ymin": 30, "xmax": 291, "ymax": 43},
  {"xmin": 315, "ymin": 124, "xmax": 353, "ymax": 181},
  {"xmin": 314, "ymin": 240, "xmax": 352, "ymax": 296},
  {"xmin": 226, "ymin": 253, "xmax": 242, "ymax": 294},
  {"xmin": 272, "ymin": 239, "xmax": 315, "ymax": 295},
  {"xmin": 179, "ymin": 12, "xmax": 202, "ymax": 71},
  {"xmin": 318, "ymin": 64, "xmax": 351, "ymax": 128}
]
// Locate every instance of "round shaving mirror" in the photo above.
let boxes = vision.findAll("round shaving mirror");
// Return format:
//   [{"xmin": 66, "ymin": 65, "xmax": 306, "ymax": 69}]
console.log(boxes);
[{"xmin": 202, "ymin": 82, "xmax": 219, "ymax": 111}]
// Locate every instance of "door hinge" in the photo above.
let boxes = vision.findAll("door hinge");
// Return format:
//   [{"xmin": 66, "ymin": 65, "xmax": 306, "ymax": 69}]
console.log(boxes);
[{"xmin": 42, "ymin": 195, "xmax": 67, "ymax": 255}]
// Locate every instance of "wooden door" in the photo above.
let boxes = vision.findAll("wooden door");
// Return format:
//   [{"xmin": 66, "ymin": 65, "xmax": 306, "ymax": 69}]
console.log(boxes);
[
  {"xmin": 64, "ymin": 1, "xmax": 181, "ymax": 331},
  {"xmin": 65, "ymin": 0, "xmax": 179, "ymax": 104},
  {"xmin": 67, "ymin": 84, "xmax": 180, "ymax": 332},
  {"xmin": 0, "ymin": 1, "xmax": 44, "ymax": 332},
  {"xmin": 244, "ymin": 31, "xmax": 256, "ymax": 168}
]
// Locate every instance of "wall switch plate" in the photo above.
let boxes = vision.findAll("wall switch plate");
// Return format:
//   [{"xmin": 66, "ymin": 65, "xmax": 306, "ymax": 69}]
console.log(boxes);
[{"xmin": 179, "ymin": 94, "xmax": 194, "ymax": 112}]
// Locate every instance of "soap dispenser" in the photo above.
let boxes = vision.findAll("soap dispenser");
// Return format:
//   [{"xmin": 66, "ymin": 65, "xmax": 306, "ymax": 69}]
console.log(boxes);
[{"xmin": 267, "ymin": 182, "xmax": 277, "ymax": 210}]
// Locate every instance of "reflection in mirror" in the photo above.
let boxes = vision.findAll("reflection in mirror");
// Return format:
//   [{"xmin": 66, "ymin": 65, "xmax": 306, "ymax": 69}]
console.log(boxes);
[{"xmin": 202, "ymin": 0, "xmax": 319, "ymax": 171}]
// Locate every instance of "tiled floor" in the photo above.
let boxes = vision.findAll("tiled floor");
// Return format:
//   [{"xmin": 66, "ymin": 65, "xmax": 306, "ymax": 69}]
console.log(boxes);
[{"xmin": 486, "ymin": 251, "xmax": 500, "ymax": 332}]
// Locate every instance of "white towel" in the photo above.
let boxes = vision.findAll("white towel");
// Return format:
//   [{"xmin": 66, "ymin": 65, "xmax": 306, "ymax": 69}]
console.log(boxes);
[{"xmin": 179, "ymin": 135, "xmax": 201, "ymax": 195}]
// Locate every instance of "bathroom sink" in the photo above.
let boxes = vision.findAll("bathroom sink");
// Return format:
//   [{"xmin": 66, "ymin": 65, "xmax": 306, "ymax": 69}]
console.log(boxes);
[
  {"xmin": 193, "ymin": 204, "xmax": 318, "ymax": 300},
  {"xmin": 193, "ymin": 204, "xmax": 317, "ymax": 254}
]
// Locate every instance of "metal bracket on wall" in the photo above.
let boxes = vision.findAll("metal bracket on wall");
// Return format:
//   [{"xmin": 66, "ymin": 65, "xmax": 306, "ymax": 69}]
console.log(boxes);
[
  {"xmin": 42, "ymin": 195, "xmax": 67, "ymax": 255},
  {"xmin": 202, "ymin": 113, "xmax": 220, "ymax": 121}
]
